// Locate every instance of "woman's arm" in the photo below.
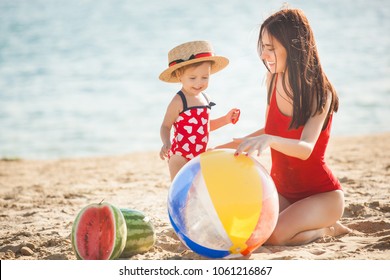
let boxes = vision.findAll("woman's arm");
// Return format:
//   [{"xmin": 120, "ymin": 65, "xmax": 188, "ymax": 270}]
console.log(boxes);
[
  {"xmin": 236, "ymin": 91, "xmax": 332, "ymax": 159},
  {"xmin": 214, "ymin": 127, "xmax": 266, "ymax": 149}
]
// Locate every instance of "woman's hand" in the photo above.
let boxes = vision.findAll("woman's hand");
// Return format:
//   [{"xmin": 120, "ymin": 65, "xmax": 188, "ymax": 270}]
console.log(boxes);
[{"xmin": 234, "ymin": 135, "xmax": 272, "ymax": 157}]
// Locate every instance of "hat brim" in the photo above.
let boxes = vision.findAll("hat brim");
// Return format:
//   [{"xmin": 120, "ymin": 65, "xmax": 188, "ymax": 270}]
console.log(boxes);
[{"xmin": 159, "ymin": 56, "xmax": 229, "ymax": 83}]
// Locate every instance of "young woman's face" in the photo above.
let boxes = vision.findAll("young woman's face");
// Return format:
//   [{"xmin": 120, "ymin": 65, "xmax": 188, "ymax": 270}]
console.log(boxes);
[
  {"xmin": 260, "ymin": 30, "xmax": 287, "ymax": 74},
  {"xmin": 179, "ymin": 62, "xmax": 211, "ymax": 95}
]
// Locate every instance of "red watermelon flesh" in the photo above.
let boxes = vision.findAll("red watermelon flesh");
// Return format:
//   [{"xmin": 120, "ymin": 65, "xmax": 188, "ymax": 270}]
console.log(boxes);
[{"xmin": 72, "ymin": 203, "xmax": 127, "ymax": 260}]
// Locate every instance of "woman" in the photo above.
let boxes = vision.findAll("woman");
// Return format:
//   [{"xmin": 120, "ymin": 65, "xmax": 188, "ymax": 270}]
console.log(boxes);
[{"xmin": 222, "ymin": 8, "xmax": 350, "ymax": 245}]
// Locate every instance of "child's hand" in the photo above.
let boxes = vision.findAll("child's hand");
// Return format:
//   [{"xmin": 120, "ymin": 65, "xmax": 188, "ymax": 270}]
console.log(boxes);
[
  {"xmin": 227, "ymin": 108, "xmax": 240, "ymax": 124},
  {"xmin": 160, "ymin": 143, "xmax": 171, "ymax": 160}
]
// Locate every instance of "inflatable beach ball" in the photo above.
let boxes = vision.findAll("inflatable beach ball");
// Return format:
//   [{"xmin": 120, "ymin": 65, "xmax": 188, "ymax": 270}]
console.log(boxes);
[{"xmin": 167, "ymin": 149, "xmax": 279, "ymax": 259}]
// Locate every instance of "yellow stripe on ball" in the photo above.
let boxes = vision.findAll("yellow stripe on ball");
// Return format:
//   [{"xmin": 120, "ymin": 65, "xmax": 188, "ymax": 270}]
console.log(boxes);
[{"xmin": 200, "ymin": 150, "xmax": 263, "ymax": 253}]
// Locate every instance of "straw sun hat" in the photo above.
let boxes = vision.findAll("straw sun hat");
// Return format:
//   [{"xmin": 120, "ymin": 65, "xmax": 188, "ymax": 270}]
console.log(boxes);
[{"xmin": 159, "ymin": 40, "xmax": 229, "ymax": 83}]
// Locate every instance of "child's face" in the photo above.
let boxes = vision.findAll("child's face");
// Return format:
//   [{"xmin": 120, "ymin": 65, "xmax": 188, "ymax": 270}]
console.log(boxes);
[{"xmin": 179, "ymin": 62, "xmax": 211, "ymax": 95}]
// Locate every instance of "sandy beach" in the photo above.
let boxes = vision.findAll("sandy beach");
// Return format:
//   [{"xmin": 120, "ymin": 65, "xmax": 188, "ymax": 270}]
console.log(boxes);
[{"xmin": 0, "ymin": 133, "xmax": 389, "ymax": 260}]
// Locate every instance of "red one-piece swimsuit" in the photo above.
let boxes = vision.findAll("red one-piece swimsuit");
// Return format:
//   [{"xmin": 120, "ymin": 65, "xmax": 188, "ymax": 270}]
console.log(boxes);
[
  {"xmin": 169, "ymin": 91, "xmax": 215, "ymax": 161},
  {"xmin": 264, "ymin": 78, "xmax": 342, "ymax": 203}
]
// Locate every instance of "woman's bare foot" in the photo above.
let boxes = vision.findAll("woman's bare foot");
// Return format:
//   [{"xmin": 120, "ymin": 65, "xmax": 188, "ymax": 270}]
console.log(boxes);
[{"xmin": 328, "ymin": 221, "xmax": 351, "ymax": 237}]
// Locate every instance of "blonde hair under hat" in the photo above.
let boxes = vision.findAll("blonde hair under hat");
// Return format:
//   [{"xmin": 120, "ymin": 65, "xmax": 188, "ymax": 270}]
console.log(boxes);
[{"xmin": 159, "ymin": 40, "xmax": 229, "ymax": 83}]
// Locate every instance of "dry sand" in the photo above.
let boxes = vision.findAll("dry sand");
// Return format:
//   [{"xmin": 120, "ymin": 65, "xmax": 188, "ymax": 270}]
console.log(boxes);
[{"xmin": 0, "ymin": 133, "xmax": 389, "ymax": 260}]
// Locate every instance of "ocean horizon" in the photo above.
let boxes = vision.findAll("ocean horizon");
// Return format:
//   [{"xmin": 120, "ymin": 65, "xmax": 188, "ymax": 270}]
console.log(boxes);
[{"xmin": 1, "ymin": 0, "xmax": 389, "ymax": 159}]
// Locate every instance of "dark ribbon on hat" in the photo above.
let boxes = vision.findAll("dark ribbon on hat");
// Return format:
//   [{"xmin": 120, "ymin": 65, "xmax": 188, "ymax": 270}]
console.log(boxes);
[{"xmin": 169, "ymin": 52, "xmax": 213, "ymax": 67}]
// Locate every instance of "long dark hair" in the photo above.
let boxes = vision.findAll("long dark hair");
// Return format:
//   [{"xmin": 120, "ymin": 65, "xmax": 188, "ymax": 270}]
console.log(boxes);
[{"xmin": 258, "ymin": 8, "xmax": 338, "ymax": 129}]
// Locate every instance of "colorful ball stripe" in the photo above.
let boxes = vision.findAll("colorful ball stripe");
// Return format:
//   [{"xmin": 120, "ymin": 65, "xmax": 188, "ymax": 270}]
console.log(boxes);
[{"xmin": 168, "ymin": 149, "xmax": 279, "ymax": 259}]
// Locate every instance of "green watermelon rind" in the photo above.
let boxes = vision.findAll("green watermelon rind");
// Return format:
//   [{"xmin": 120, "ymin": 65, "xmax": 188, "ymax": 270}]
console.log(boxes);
[
  {"xmin": 111, "ymin": 205, "xmax": 127, "ymax": 259},
  {"xmin": 119, "ymin": 208, "xmax": 156, "ymax": 258},
  {"xmin": 71, "ymin": 202, "xmax": 127, "ymax": 260}
]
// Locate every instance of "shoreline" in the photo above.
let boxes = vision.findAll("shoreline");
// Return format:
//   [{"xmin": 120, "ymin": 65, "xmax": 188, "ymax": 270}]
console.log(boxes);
[
  {"xmin": 0, "ymin": 132, "xmax": 389, "ymax": 260},
  {"xmin": 1, "ymin": 131, "xmax": 388, "ymax": 162}
]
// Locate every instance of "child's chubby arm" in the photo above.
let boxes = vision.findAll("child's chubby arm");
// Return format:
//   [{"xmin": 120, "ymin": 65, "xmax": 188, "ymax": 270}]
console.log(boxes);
[
  {"xmin": 210, "ymin": 108, "xmax": 240, "ymax": 131},
  {"xmin": 160, "ymin": 95, "xmax": 182, "ymax": 160}
]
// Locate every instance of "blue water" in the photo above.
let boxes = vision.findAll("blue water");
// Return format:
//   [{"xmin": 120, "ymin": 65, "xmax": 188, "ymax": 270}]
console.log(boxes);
[{"xmin": 1, "ymin": 0, "xmax": 389, "ymax": 159}]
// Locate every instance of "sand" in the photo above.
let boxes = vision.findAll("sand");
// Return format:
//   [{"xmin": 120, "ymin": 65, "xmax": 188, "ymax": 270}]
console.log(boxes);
[{"xmin": 0, "ymin": 133, "xmax": 389, "ymax": 260}]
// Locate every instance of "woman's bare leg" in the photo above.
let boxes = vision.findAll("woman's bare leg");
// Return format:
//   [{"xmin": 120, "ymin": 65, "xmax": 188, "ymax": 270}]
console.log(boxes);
[
  {"xmin": 266, "ymin": 190, "xmax": 350, "ymax": 245},
  {"xmin": 278, "ymin": 194, "xmax": 292, "ymax": 212}
]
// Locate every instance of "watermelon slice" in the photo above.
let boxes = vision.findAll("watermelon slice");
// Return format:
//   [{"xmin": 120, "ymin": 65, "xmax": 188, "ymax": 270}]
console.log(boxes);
[{"xmin": 71, "ymin": 202, "xmax": 127, "ymax": 260}]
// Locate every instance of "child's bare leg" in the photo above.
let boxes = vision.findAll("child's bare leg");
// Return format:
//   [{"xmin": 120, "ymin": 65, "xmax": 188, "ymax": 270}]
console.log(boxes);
[{"xmin": 168, "ymin": 154, "xmax": 188, "ymax": 180}]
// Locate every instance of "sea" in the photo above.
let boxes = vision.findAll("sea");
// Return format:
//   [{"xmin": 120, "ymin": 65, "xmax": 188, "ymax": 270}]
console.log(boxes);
[{"xmin": 0, "ymin": 0, "xmax": 389, "ymax": 159}]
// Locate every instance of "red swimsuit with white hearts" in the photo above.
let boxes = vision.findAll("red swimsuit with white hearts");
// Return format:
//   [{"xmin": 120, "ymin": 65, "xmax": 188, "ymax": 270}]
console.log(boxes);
[{"xmin": 168, "ymin": 91, "xmax": 214, "ymax": 161}]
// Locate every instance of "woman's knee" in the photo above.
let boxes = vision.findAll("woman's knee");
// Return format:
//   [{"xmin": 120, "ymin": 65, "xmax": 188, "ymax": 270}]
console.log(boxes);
[{"xmin": 326, "ymin": 190, "xmax": 345, "ymax": 220}]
